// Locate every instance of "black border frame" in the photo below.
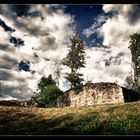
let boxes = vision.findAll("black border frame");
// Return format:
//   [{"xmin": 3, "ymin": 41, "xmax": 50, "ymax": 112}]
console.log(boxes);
[{"xmin": 0, "ymin": 0, "xmax": 140, "ymax": 139}]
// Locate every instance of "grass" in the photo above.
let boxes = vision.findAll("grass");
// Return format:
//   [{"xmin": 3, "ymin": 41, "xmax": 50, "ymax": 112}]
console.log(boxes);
[{"xmin": 0, "ymin": 101, "xmax": 140, "ymax": 135}]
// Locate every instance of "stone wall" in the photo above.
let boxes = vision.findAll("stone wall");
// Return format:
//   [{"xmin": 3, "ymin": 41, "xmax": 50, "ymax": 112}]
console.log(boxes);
[{"xmin": 46, "ymin": 82, "xmax": 125, "ymax": 107}]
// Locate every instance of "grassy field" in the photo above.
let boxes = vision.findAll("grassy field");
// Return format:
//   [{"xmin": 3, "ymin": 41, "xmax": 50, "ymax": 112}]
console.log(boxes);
[{"xmin": 0, "ymin": 101, "xmax": 140, "ymax": 135}]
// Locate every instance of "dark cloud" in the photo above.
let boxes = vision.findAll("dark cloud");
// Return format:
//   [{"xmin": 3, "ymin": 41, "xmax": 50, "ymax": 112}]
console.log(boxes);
[
  {"xmin": 0, "ymin": 55, "xmax": 18, "ymax": 69},
  {"xmin": 2, "ymin": 84, "xmax": 30, "ymax": 100},
  {"xmin": 41, "ymin": 4, "xmax": 65, "ymax": 15},
  {"xmin": 0, "ymin": 69, "xmax": 25, "ymax": 82},
  {"xmin": 0, "ymin": 5, "xmax": 43, "ymax": 36},
  {"xmin": 39, "ymin": 36, "xmax": 56, "ymax": 51},
  {"xmin": 0, "ymin": 4, "xmax": 74, "ymax": 99},
  {"xmin": 46, "ymin": 36, "xmax": 56, "ymax": 48},
  {"xmin": 107, "ymin": 55, "xmax": 122, "ymax": 66},
  {"xmin": 0, "ymin": 44, "xmax": 13, "ymax": 51},
  {"xmin": 116, "ymin": 52, "xmax": 125, "ymax": 58},
  {"xmin": 127, "ymin": 5, "xmax": 140, "ymax": 25},
  {"xmin": 104, "ymin": 52, "xmax": 124, "ymax": 67},
  {"xmin": 0, "ymin": 70, "xmax": 12, "ymax": 80},
  {"xmin": 10, "ymin": 36, "xmax": 24, "ymax": 47},
  {"xmin": 10, "ymin": 5, "xmax": 30, "ymax": 16},
  {"xmin": 0, "ymin": 19, "xmax": 15, "ymax": 32},
  {"xmin": 105, "ymin": 59, "xmax": 111, "ymax": 67},
  {"xmin": 13, "ymin": 20, "xmax": 48, "ymax": 36},
  {"xmin": 30, "ymin": 70, "xmax": 36, "ymax": 74},
  {"xmin": 114, "ymin": 58, "xmax": 121, "ymax": 65},
  {"xmin": 17, "ymin": 11, "xmax": 42, "ymax": 18},
  {"xmin": 34, "ymin": 53, "xmax": 39, "ymax": 58},
  {"xmin": 0, "ymin": 5, "xmax": 64, "ymax": 37},
  {"xmin": 44, "ymin": 57, "xmax": 50, "ymax": 61}
]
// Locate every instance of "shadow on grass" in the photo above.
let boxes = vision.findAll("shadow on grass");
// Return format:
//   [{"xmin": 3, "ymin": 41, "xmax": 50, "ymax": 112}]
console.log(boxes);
[
  {"xmin": 0, "ymin": 108, "xmax": 101, "ymax": 135},
  {"xmin": 0, "ymin": 107, "xmax": 140, "ymax": 135}
]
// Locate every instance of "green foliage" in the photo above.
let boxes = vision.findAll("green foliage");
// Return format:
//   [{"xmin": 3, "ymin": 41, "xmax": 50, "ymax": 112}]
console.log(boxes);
[
  {"xmin": 124, "ymin": 75, "xmax": 134, "ymax": 89},
  {"xmin": 129, "ymin": 33, "xmax": 140, "ymax": 68},
  {"xmin": 85, "ymin": 80, "xmax": 92, "ymax": 85},
  {"xmin": 128, "ymin": 33, "xmax": 140, "ymax": 90},
  {"xmin": 65, "ymin": 72, "xmax": 84, "ymax": 88},
  {"xmin": 62, "ymin": 33, "xmax": 86, "ymax": 88},
  {"xmin": 32, "ymin": 74, "xmax": 63, "ymax": 107}
]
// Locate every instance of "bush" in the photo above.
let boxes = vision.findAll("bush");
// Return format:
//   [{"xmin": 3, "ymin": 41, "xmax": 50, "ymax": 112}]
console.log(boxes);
[{"xmin": 32, "ymin": 75, "xmax": 63, "ymax": 107}]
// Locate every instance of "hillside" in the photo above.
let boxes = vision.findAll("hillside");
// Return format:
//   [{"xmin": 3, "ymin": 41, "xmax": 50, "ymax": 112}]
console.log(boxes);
[{"xmin": 0, "ymin": 101, "xmax": 140, "ymax": 135}]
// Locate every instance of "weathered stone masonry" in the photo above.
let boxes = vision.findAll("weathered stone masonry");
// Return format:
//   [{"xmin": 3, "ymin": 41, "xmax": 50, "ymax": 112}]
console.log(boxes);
[{"xmin": 46, "ymin": 82, "xmax": 140, "ymax": 108}]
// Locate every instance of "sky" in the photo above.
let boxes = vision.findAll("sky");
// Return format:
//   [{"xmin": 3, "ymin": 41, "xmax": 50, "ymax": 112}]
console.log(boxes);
[{"xmin": 0, "ymin": 4, "xmax": 140, "ymax": 100}]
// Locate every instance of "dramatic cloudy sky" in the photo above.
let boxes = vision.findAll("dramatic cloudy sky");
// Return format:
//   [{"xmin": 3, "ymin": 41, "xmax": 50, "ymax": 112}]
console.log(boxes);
[{"xmin": 0, "ymin": 4, "xmax": 140, "ymax": 100}]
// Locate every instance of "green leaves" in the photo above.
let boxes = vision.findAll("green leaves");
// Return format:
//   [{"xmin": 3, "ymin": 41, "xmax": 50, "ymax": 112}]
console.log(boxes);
[
  {"xmin": 62, "ymin": 33, "xmax": 86, "ymax": 88},
  {"xmin": 128, "ymin": 33, "xmax": 140, "ymax": 91},
  {"xmin": 32, "ymin": 74, "xmax": 63, "ymax": 107},
  {"xmin": 65, "ymin": 72, "xmax": 84, "ymax": 88}
]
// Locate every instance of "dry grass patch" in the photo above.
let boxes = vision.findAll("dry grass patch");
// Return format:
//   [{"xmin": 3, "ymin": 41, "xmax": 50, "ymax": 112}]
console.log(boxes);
[{"xmin": 0, "ymin": 101, "xmax": 140, "ymax": 135}]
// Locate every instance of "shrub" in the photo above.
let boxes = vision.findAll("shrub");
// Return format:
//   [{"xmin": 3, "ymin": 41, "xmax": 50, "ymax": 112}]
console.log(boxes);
[{"xmin": 32, "ymin": 75, "xmax": 63, "ymax": 107}]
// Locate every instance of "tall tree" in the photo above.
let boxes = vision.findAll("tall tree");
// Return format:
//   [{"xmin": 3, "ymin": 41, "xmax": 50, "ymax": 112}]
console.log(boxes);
[
  {"xmin": 128, "ymin": 33, "xmax": 140, "ymax": 90},
  {"xmin": 62, "ymin": 33, "xmax": 86, "ymax": 88}
]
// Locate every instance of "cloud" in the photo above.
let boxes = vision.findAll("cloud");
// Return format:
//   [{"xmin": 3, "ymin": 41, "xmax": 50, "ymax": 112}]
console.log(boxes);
[
  {"xmin": 81, "ymin": 4, "xmax": 140, "ymax": 87},
  {"xmin": 0, "ymin": 4, "xmax": 74, "ymax": 100},
  {"xmin": 103, "ymin": 5, "xmax": 140, "ymax": 25},
  {"xmin": 80, "ymin": 47, "xmax": 131, "ymax": 86},
  {"xmin": 82, "ymin": 26, "xmax": 95, "ymax": 38},
  {"xmin": 100, "ymin": 5, "xmax": 140, "ymax": 47},
  {"xmin": 82, "ymin": 18, "xmax": 101, "ymax": 38},
  {"xmin": 82, "ymin": 14, "xmax": 109, "ymax": 39},
  {"xmin": 1, "ymin": 4, "xmax": 140, "ymax": 100}
]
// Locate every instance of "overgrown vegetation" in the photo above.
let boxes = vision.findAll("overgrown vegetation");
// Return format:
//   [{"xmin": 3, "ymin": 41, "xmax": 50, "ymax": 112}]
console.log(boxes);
[
  {"xmin": 0, "ymin": 101, "xmax": 140, "ymax": 135},
  {"xmin": 32, "ymin": 74, "xmax": 63, "ymax": 107}
]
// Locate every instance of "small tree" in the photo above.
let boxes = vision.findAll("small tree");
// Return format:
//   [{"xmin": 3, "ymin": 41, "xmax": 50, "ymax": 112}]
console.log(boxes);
[
  {"xmin": 32, "ymin": 74, "xmax": 63, "ymax": 107},
  {"xmin": 128, "ymin": 33, "xmax": 140, "ymax": 91},
  {"xmin": 62, "ymin": 33, "xmax": 86, "ymax": 89}
]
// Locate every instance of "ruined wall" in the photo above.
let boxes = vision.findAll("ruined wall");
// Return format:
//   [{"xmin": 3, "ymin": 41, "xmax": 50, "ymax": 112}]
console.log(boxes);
[{"xmin": 46, "ymin": 82, "xmax": 125, "ymax": 107}]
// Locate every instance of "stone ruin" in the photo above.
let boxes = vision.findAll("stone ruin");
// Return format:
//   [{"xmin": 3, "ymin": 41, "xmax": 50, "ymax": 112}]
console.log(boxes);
[{"xmin": 46, "ymin": 82, "xmax": 140, "ymax": 107}]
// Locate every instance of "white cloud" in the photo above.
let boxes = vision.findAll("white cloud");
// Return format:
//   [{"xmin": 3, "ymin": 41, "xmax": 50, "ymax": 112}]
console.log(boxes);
[
  {"xmin": 82, "ymin": 14, "xmax": 107, "ymax": 39},
  {"xmin": 80, "ymin": 47, "xmax": 131, "ymax": 86},
  {"xmin": 0, "ymin": 4, "xmax": 74, "ymax": 100},
  {"xmin": 1, "ymin": 4, "xmax": 140, "ymax": 100},
  {"xmin": 81, "ymin": 4, "xmax": 140, "ymax": 88},
  {"xmin": 82, "ymin": 26, "xmax": 94, "ymax": 38}
]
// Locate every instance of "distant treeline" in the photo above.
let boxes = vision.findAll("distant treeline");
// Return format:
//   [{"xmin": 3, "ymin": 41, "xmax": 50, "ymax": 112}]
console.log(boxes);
[
  {"xmin": 0, "ymin": 100, "xmax": 22, "ymax": 106},
  {"xmin": 0, "ymin": 100, "xmax": 37, "ymax": 107}
]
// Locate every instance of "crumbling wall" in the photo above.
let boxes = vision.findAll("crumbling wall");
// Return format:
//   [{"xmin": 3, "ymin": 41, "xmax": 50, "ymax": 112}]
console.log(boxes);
[
  {"xmin": 47, "ymin": 82, "xmax": 125, "ymax": 107},
  {"xmin": 67, "ymin": 83, "xmax": 124, "ymax": 107}
]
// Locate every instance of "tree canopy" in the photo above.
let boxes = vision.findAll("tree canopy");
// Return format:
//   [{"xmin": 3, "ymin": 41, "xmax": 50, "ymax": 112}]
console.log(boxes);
[
  {"xmin": 32, "ymin": 74, "xmax": 63, "ymax": 107},
  {"xmin": 127, "ymin": 33, "xmax": 140, "ymax": 91}
]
